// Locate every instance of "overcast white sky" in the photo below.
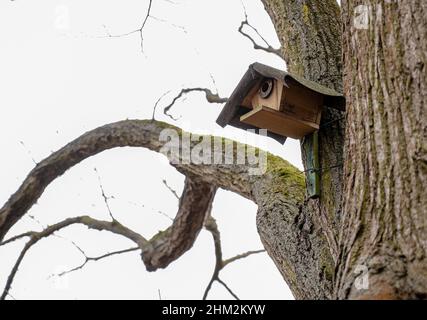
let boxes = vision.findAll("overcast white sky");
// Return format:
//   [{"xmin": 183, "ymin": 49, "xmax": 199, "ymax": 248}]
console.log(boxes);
[{"xmin": 0, "ymin": 0, "xmax": 304, "ymax": 300}]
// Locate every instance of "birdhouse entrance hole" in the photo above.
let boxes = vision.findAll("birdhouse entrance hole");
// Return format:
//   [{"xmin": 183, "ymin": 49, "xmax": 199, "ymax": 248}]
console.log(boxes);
[{"xmin": 259, "ymin": 79, "xmax": 274, "ymax": 98}]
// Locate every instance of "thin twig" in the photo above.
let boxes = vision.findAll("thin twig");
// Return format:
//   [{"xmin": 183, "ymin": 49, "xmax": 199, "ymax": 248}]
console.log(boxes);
[
  {"xmin": 217, "ymin": 278, "xmax": 240, "ymax": 300},
  {"xmin": 102, "ymin": 0, "xmax": 153, "ymax": 53},
  {"xmin": 223, "ymin": 250, "xmax": 265, "ymax": 267},
  {"xmin": 162, "ymin": 179, "xmax": 180, "ymax": 200},
  {"xmin": 163, "ymin": 88, "xmax": 228, "ymax": 120},
  {"xmin": 0, "ymin": 232, "xmax": 36, "ymax": 246},
  {"xmin": 156, "ymin": 210, "xmax": 174, "ymax": 221},
  {"xmin": 94, "ymin": 168, "xmax": 116, "ymax": 221},
  {"xmin": 1, "ymin": 216, "xmax": 147, "ymax": 300},
  {"xmin": 152, "ymin": 90, "xmax": 172, "ymax": 120},
  {"xmin": 149, "ymin": 15, "xmax": 188, "ymax": 34},
  {"xmin": 1, "ymin": 239, "xmax": 34, "ymax": 300},
  {"xmin": 18, "ymin": 140, "xmax": 37, "ymax": 165},
  {"xmin": 202, "ymin": 216, "xmax": 265, "ymax": 300},
  {"xmin": 57, "ymin": 247, "xmax": 140, "ymax": 277},
  {"xmin": 6, "ymin": 293, "xmax": 16, "ymax": 300}
]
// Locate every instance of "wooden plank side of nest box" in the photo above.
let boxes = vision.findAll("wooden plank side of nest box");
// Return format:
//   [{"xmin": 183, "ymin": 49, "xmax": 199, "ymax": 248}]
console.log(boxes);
[
  {"xmin": 240, "ymin": 106, "xmax": 319, "ymax": 139},
  {"xmin": 282, "ymin": 80, "xmax": 324, "ymax": 125}
]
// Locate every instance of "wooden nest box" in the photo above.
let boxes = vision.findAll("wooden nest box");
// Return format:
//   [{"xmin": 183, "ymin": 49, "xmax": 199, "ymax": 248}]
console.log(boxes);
[{"xmin": 216, "ymin": 63, "xmax": 345, "ymax": 143}]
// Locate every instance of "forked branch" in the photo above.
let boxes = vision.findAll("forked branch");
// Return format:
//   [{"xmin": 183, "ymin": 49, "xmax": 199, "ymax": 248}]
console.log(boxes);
[
  {"xmin": 238, "ymin": 1, "xmax": 282, "ymax": 58},
  {"xmin": 162, "ymin": 88, "xmax": 228, "ymax": 120},
  {"xmin": 202, "ymin": 216, "xmax": 265, "ymax": 300}
]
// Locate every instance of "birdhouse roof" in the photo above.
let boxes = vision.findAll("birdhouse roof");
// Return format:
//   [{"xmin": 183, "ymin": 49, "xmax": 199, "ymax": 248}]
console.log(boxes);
[{"xmin": 216, "ymin": 63, "xmax": 345, "ymax": 130}]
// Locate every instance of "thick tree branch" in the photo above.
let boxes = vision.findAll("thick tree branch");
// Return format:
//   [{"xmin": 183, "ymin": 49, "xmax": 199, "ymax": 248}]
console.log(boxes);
[
  {"xmin": 4, "ymin": 0, "xmax": 357, "ymax": 301},
  {"xmin": 160, "ymin": 178, "xmax": 264, "ymax": 299},
  {"xmin": 0, "ymin": 119, "xmax": 307, "ymax": 299},
  {"xmin": 1, "ymin": 169, "xmax": 234, "ymax": 299},
  {"xmin": 0, "ymin": 175, "xmax": 216, "ymax": 299},
  {"xmin": 0, "ymin": 119, "xmax": 259, "ymax": 242},
  {"xmin": 141, "ymin": 176, "xmax": 217, "ymax": 271},
  {"xmin": 1, "ymin": 174, "xmax": 259, "ymax": 300}
]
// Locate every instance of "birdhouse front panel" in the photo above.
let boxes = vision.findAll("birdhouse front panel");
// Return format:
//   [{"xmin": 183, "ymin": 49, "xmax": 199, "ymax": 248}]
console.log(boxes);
[{"xmin": 250, "ymin": 79, "xmax": 283, "ymax": 112}]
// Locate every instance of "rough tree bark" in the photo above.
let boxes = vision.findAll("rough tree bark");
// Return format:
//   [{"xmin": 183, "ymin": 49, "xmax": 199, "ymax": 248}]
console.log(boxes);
[
  {"xmin": 336, "ymin": 0, "xmax": 427, "ymax": 299},
  {"xmin": 0, "ymin": 0, "xmax": 426, "ymax": 300},
  {"xmin": 259, "ymin": 0, "xmax": 344, "ymax": 299},
  {"xmin": 260, "ymin": 0, "xmax": 426, "ymax": 299}
]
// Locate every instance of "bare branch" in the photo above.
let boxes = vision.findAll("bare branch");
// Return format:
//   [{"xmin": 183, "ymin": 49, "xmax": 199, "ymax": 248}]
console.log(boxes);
[
  {"xmin": 160, "ymin": 0, "xmax": 179, "ymax": 4},
  {"xmin": 141, "ymin": 177, "xmax": 217, "ymax": 271},
  {"xmin": 6, "ymin": 293, "xmax": 16, "ymax": 300},
  {"xmin": 162, "ymin": 179, "xmax": 180, "ymax": 200},
  {"xmin": 102, "ymin": 0, "xmax": 153, "ymax": 53},
  {"xmin": 202, "ymin": 216, "xmax": 265, "ymax": 300},
  {"xmin": 202, "ymin": 216, "xmax": 222, "ymax": 300},
  {"xmin": 0, "ymin": 216, "xmax": 147, "ymax": 300},
  {"xmin": 0, "ymin": 118, "xmax": 301, "ymax": 298},
  {"xmin": 1, "ymin": 178, "xmax": 218, "ymax": 299},
  {"xmin": 238, "ymin": 1, "xmax": 282, "ymax": 58},
  {"xmin": 149, "ymin": 15, "xmax": 188, "ymax": 35},
  {"xmin": 0, "ymin": 231, "xmax": 36, "ymax": 246},
  {"xmin": 94, "ymin": 168, "xmax": 116, "ymax": 221},
  {"xmin": 0, "ymin": 176, "xmax": 218, "ymax": 299},
  {"xmin": 163, "ymin": 88, "xmax": 228, "ymax": 120},
  {"xmin": 53, "ymin": 234, "xmax": 87, "ymax": 258},
  {"xmin": 223, "ymin": 249, "xmax": 265, "ymax": 267},
  {"xmin": 1, "ymin": 243, "xmax": 30, "ymax": 300},
  {"xmin": 217, "ymin": 278, "xmax": 240, "ymax": 300},
  {"xmin": 18, "ymin": 140, "xmax": 37, "ymax": 165},
  {"xmin": 152, "ymin": 90, "xmax": 172, "ymax": 120},
  {"xmin": 138, "ymin": 0, "xmax": 153, "ymax": 52},
  {"xmin": 1, "ymin": 173, "xmax": 220, "ymax": 298},
  {"xmin": 57, "ymin": 247, "xmax": 139, "ymax": 277},
  {"xmin": 155, "ymin": 210, "xmax": 174, "ymax": 221},
  {"xmin": 0, "ymin": 119, "xmax": 256, "ymax": 242}
]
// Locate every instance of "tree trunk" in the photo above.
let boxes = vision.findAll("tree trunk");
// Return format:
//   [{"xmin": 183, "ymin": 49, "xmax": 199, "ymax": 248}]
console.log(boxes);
[
  {"xmin": 259, "ymin": 0, "xmax": 344, "ymax": 299},
  {"xmin": 336, "ymin": 0, "xmax": 427, "ymax": 299},
  {"xmin": 260, "ymin": 0, "xmax": 427, "ymax": 299}
]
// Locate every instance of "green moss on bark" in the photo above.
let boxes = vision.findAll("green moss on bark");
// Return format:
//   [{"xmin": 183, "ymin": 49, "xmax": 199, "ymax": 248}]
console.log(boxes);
[{"xmin": 266, "ymin": 154, "xmax": 305, "ymax": 202}]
